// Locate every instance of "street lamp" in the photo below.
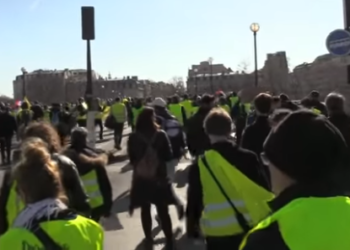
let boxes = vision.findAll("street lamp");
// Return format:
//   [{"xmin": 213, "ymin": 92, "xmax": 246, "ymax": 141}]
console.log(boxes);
[
  {"xmin": 208, "ymin": 57, "xmax": 214, "ymax": 93},
  {"xmin": 20, "ymin": 67, "xmax": 28, "ymax": 100},
  {"xmin": 250, "ymin": 23, "xmax": 260, "ymax": 87},
  {"xmin": 194, "ymin": 68, "xmax": 198, "ymax": 95}
]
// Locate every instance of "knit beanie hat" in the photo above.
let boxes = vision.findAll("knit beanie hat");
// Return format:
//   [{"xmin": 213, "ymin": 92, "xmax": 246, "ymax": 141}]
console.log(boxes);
[{"xmin": 264, "ymin": 110, "xmax": 349, "ymax": 182}]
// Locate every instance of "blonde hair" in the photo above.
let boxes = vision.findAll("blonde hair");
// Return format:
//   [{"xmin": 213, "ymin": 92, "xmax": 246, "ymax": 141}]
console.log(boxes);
[{"xmin": 13, "ymin": 137, "xmax": 67, "ymax": 204}]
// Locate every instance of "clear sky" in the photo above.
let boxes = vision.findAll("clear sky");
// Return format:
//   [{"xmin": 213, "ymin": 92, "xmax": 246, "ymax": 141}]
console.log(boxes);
[{"xmin": 0, "ymin": 0, "xmax": 344, "ymax": 96}]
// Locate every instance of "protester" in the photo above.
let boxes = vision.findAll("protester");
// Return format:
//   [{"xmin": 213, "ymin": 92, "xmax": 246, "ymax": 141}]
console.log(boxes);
[
  {"xmin": 0, "ymin": 106, "xmax": 17, "ymax": 165},
  {"xmin": 187, "ymin": 108, "xmax": 271, "ymax": 249},
  {"xmin": 63, "ymin": 127, "xmax": 113, "ymax": 222},
  {"xmin": 240, "ymin": 110, "xmax": 350, "ymax": 249},
  {"xmin": 127, "ymin": 107, "xmax": 184, "ymax": 250},
  {"xmin": 0, "ymin": 138, "xmax": 103, "ymax": 249}
]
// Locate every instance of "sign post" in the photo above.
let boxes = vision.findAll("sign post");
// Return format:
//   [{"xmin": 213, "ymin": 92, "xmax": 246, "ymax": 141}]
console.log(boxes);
[
  {"xmin": 326, "ymin": 29, "xmax": 350, "ymax": 84},
  {"xmin": 326, "ymin": 29, "xmax": 350, "ymax": 56}
]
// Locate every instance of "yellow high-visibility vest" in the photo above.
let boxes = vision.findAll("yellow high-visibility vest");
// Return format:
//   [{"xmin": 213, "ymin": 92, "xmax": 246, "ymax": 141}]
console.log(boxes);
[
  {"xmin": 111, "ymin": 102, "xmax": 126, "ymax": 123},
  {"xmin": 81, "ymin": 170, "xmax": 104, "ymax": 208},
  {"xmin": 240, "ymin": 196, "xmax": 350, "ymax": 250},
  {"xmin": 198, "ymin": 150, "xmax": 273, "ymax": 237},
  {"xmin": 169, "ymin": 104, "xmax": 184, "ymax": 125}
]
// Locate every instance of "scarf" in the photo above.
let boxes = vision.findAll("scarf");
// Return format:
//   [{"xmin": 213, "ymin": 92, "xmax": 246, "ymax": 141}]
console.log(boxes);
[{"xmin": 13, "ymin": 198, "xmax": 67, "ymax": 229}]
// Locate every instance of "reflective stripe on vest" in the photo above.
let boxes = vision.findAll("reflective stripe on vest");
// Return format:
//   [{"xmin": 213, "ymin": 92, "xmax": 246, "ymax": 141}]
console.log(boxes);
[
  {"xmin": 81, "ymin": 170, "xmax": 103, "ymax": 208},
  {"xmin": 6, "ymin": 182, "xmax": 25, "ymax": 228},
  {"xmin": 111, "ymin": 103, "xmax": 126, "ymax": 123},
  {"xmin": 169, "ymin": 104, "xmax": 184, "ymax": 125},
  {"xmin": 198, "ymin": 150, "xmax": 273, "ymax": 237}
]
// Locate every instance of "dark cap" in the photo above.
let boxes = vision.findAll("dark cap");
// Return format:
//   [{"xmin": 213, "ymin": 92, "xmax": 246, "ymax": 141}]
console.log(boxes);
[{"xmin": 264, "ymin": 110, "xmax": 349, "ymax": 182}]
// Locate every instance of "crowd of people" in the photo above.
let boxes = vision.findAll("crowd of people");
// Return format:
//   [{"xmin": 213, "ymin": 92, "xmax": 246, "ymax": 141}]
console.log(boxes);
[{"xmin": 0, "ymin": 89, "xmax": 349, "ymax": 249}]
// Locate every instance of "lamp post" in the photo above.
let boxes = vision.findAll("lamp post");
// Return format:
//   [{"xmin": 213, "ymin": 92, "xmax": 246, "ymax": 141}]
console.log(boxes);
[
  {"xmin": 194, "ymin": 68, "xmax": 198, "ymax": 95},
  {"xmin": 208, "ymin": 57, "xmax": 214, "ymax": 93},
  {"xmin": 20, "ymin": 67, "xmax": 27, "ymax": 100},
  {"xmin": 250, "ymin": 23, "xmax": 260, "ymax": 87}
]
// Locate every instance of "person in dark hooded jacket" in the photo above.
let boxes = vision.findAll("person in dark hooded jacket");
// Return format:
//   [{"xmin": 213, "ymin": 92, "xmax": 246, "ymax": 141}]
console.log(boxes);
[
  {"xmin": 186, "ymin": 94, "xmax": 216, "ymax": 157},
  {"xmin": 63, "ymin": 127, "xmax": 113, "ymax": 222},
  {"xmin": 325, "ymin": 92, "xmax": 350, "ymax": 149}
]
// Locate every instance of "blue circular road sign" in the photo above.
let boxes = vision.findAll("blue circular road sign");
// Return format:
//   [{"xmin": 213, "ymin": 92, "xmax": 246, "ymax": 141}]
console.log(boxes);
[{"xmin": 326, "ymin": 29, "xmax": 350, "ymax": 56}]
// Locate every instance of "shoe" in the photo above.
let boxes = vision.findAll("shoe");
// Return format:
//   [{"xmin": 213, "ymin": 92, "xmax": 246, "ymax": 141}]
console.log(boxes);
[
  {"xmin": 164, "ymin": 240, "xmax": 176, "ymax": 250},
  {"xmin": 143, "ymin": 238, "xmax": 154, "ymax": 250}
]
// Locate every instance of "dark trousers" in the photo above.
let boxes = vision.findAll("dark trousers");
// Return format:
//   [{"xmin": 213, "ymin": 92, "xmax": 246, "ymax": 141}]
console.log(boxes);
[
  {"xmin": 141, "ymin": 203, "xmax": 173, "ymax": 241},
  {"xmin": 206, "ymin": 234, "xmax": 244, "ymax": 250},
  {"xmin": 95, "ymin": 119, "xmax": 103, "ymax": 140},
  {"xmin": 0, "ymin": 136, "xmax": 12, "ymax": 163},
  {"xmin": 114, "ymin": 122, "xmax": 124, "ymax": 147}
]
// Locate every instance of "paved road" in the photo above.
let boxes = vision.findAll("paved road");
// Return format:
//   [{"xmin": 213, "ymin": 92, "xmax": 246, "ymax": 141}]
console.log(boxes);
[{"xmin": 3, "ymin": 126, "xmax": 206, "ymax": 249}]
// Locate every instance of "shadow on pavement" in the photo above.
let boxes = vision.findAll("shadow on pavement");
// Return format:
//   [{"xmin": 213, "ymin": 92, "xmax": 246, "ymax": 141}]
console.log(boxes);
[
  {"xmin": 174, "ymin": 167, "xmax": 189, "ymax": 188},
  {"xmin": 100, "ymin": 214, "xmax": 124, "ymax": 231},
  {"xmin": 108, "ymin": 154, "xmax": 129, "ymax": 165},
  {"xmin": 120, "ymin": 162, "xmax": 133, "ymax": 173},
  {"xmin": 113, "ymin": 190, "xmax": 130, "ymax": 214}
]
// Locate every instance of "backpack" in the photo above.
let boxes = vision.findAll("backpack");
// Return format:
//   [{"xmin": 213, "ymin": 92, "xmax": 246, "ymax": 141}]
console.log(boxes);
[
  {"xmin": 158, "ymin": 116, "xmax": 181, "ymax": 138},
  {"xmin": 134, "ymin": 133, "xmax": 159, "ymax": 179}
]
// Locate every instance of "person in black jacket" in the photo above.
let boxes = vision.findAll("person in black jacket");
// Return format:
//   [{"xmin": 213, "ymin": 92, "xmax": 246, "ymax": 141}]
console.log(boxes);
[
  {"xmin": 186, "ymin": 94, "xmax": 215, "ymax": 157},
  {"xmin": 325, "ymin": 92, "xmax": 350, "ymax": 149},
  {"xmin": 241, "ymin": 93, "xmax": 272, "ymax": 157},
  {"xmin": 186, "ymin": 108, "xmax": 269, "ymax": 248},
  {"xmin": 63, "ymin": 127, "xmax": 113, "ymax": 222},
  {"xmin": 127, "ymin": 107, "xmax": 183, "ymax": 250},
  {"xmin": 0, "ymin": 107, "xmax": 17, "ymax": 165},
  {"xmin": 0, "ymin": 122, "xmax": 90, "ymax": 235}
]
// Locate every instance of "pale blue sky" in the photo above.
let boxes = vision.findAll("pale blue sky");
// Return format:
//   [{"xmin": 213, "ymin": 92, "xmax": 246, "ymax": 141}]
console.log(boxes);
[{"xmin": 0, "ymin": 0, "xmax": 343, "ymax": 96}]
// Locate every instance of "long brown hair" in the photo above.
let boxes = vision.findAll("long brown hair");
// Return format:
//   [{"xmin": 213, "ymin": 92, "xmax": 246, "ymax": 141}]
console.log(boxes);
[
  {"xmin": 13, "ymin": 137, "xmax": 66, "ymax": 204},
  {"xmin": 23, "ymin": 122, "xmax": 62, "ymax": 153},
  {"xmin": 135, "ymin": 107, "xmax": 159, "ymax": 135}
]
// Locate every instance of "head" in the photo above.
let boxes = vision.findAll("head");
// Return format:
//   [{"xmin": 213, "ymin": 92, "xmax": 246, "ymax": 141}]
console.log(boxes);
[
  {"xmin": 279, "ymin": 93, "xmax": 289, "ymax": 103},
  {"xmin": 21, "ymin": 102, "xmax": 29, "ymax": 110},
  {"xmin": 204, "ymin": 108, "xmax": 233, "ymax": 144},
  {"xmin": 135, "ymin": 107, "xmax": 159, "ymax": 134},
  {"xmin": 325, "ymin": 92, "xmax": 345, "ymax": 115},
  {"xmin": 200, "ymin": 94, "xmax": 215, "ymax": 109},
  {"xmin": 71, "ymin": 127, "xmax": 88, "ymax": 149},
  {"xmin": 115, "ymin": 97, "xmax": 121, "ymax": 103},
  {"xmin": 262, "ymin": 110, "xmax": 350, "ymax": 195},
  {"xmin": 219, "ymin": 96, "xmax": 226, "ymax": 105},
  {"xmin": 172, "ymin": 95, "xmax": 180, "ymax": 104},
  {"xmin": 310, "ymin": 90, "xmax": 320, "ymax": 101},
  {"xmin": 269, "ymin": 109, "xmax": 292, "ymax": 127},
  {"xmin": 153, "ymin": 97, "xmax": 167, "ymax": 109},
  {"xmin": 23, "ymin": 122, "xmax": 62, "ymax": 153},
  {"xmin": 13, "ymin": 137, "xmax": 66, "ymax": 204},
  {"xmin": 254, "ymin": 93, "xmax": 272, "ymax": 116},
  {"xmin": 183, "ymin": 94, "xmax": 189, "ymax": 100}
]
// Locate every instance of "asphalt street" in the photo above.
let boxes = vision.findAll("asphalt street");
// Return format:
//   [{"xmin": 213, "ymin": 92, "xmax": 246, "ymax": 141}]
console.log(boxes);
[{"xmin": 1, "ymin": 126, "xmax": 206, "ymax": 250}]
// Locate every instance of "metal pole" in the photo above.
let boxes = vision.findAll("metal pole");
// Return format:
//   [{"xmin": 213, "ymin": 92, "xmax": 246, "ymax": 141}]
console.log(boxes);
[
  {"xmin": 85, "ymin": 39, "xmax": 93, "ymax": 105},
  {"xmin": 254, "ymin": 32, "xmax": 258, "ymax": 87},
  {"xmin": 210, "ymin": 63, "xmax": 213, "ymax": 93}
]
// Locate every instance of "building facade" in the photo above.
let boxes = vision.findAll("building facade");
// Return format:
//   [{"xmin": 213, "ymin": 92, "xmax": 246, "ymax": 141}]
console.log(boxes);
[{"xmin": 13, "ymin": 70, "xmax": 144, "ymax": 103}]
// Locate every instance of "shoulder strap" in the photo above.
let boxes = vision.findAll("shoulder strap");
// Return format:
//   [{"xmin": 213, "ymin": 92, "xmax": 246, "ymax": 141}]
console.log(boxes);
[
  {"xmin": 29, "ymin": 209, "xmax": 77, "ymax": 250},
  {"xmin": 201, "ymin": 155, "xmax": 251, "ymax": 233}
]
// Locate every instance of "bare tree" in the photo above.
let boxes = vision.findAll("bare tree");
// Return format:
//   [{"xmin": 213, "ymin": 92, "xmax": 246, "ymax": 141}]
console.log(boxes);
[
  {"xmin": 237, "ymin": 60, "xmax": 251, "ymax": 74},
  {"xmin": 169, "ymin": 76, "xmax": 185, "ymax": 93}
]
